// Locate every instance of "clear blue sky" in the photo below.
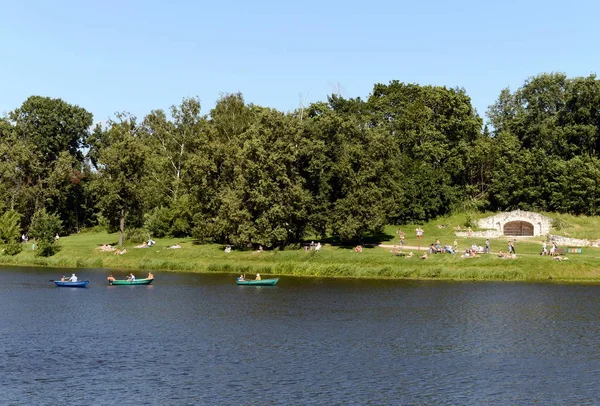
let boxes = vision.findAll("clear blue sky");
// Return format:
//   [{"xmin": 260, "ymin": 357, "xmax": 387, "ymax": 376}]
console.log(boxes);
[{"xmin": 1, "ymin": 0, "xmax": 599, "ymax": 124}]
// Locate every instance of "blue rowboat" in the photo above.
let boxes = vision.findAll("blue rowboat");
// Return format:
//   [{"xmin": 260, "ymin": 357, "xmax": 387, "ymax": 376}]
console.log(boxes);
[
  {"xmin": 236, "ymin": 278, "xmax": 279, "ymax": 286},
  {"xmin": 54, "ymin": 280, "xmax": 89, "ymax": 288}
]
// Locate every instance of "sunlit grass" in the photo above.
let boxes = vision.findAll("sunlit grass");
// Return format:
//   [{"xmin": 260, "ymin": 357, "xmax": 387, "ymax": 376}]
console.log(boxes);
[{"xmin": 2, "ymin": 215, "xmax": 600, "ymax": 282}]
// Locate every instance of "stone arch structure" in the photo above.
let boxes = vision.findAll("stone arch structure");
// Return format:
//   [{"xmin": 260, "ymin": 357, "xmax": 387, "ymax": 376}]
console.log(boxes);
[{"xmin": 476, "ymin": 210, "xmax": 552, "ymax": 237}]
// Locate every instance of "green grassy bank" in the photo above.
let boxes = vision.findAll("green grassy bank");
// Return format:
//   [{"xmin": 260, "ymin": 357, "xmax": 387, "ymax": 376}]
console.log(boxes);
[{"xmin": 2, "ymin": 212, "xmax": 600, "ymax": 282}]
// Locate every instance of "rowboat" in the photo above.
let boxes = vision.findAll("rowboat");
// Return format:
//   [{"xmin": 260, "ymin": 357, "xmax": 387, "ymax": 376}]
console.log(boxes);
[
  {"xmin": 236, "ymin": 278, "xmax": 279, "ymax": 286},
  {"xmin": 54, "ymin": 280, "xmax": 89, "ymax": 288},
  {"xmin": 109, "ymin": 278, "xmax": 154, "ymax": 286}
]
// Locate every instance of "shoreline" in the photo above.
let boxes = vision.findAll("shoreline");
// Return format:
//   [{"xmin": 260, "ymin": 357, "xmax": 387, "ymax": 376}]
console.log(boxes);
[
  {"xmin": 2, "ymin": 248, "xmax": 600, "ymax": 284},
  {"xmin": 2, "ymin": 231, "xmax": 600, "ymax": 284}
]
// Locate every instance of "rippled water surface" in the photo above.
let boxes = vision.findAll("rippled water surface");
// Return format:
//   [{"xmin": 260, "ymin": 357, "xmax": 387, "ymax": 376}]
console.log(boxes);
[{"xmin": 2, "ymin": 266, "xmax": 600, "ymax": 405}]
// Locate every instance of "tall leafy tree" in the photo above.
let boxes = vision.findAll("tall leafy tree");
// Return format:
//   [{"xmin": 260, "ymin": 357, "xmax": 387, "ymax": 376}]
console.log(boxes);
[
  {"xmin": 309, "ymin": 97, "xmax": 402, "ymax": 241},
  {"xmin": 366, "ymin": 81, "xmax": 483, "ymax": 222},
  {"xmin": 89, "ymin": 114, "xmax": 148, "ymax": 246},
  {"xmin": 9, "ymin": 96, "xmax": 93, "ymax": 164},
  {"xmin": 5, "ymin": 96, "xmax": 93, "ymax": 232}
]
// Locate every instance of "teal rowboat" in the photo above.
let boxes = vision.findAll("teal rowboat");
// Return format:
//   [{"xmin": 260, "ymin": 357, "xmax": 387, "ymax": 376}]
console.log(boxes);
[
  {"xmin": 109, "ymin": 278, "xmax": 154, "ymax": 286},
  {"xmin": 236, "ymin": 278, "xmax": 279, "ymax": 286}
]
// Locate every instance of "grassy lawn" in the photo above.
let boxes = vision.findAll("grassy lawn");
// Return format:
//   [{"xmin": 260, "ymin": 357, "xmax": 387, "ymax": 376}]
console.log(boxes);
[{"xmin": 2, "ymin": 212, "xmax": 600, "ymax": 282}]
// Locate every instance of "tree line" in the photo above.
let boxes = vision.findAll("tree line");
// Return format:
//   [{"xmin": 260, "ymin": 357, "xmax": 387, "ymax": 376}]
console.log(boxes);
[{"xmin": 2, "ymin": 72, "xmax": 600, "ymax": 254}]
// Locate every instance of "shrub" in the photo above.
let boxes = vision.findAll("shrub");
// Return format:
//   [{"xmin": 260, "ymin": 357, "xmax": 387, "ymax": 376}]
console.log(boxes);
[
  {"xmin": 35, "ymin": 239, "xmax": 61, "ymax": 257},
  {"xmin": 3, "ymin": 241, "xmax": 23, "ymax": 256},
  {"xmin": 125, "ymin": 228, "xmax": 147, "ymax": 244},
  {"xmin": 144, "ymin": 207, "xmax": 173, "ymax": 238},
  {"xmin": 465, "ymin": 214, "xmax": 478, "ymax": 229},
  {"xmin": 552, "ymin": 218, "xmax": 570, "ymax": 231},
  {"xmin": 29, "ymin": 209, "xmax": 62, "ymax": 257},
  {"xmin": 0, "ymin": 210, "xmax": 22, "ymax": 244}
]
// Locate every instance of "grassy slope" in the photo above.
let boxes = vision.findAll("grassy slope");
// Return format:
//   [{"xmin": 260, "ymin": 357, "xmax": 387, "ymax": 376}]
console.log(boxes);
[{"xmin": 2, "ymin": 212, "xmax": 600, "ymax": 282}]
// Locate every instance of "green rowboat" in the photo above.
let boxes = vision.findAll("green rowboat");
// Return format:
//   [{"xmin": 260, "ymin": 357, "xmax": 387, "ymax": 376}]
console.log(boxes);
[
  {"xmin": 109, "ymin": 278, "xmax": 154, "ymax": 286},
  {"xmin": 236, "ymin": 278, "xmax": 279, "ymax": 286}
]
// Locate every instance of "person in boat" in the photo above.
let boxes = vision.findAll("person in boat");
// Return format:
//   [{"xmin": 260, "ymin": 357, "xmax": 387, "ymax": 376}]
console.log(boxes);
[
  {"xmin": 107, "ymin": 275, "xmax": 116, "ymax": 282},
  {"xmin": 126, "ymin": 273, "xmax": 136, "ymax": 281},
  {"xmin": 255, "ymin": 273, "xmax": 261, "ymax": 281},
  {"xmin": 237, "ymin": 274, "xmax": 245, "ymax": 281},
  {"xmin": 147, "ymin": 272, "xmax": 154, "ymax": 279},
  {"xmin": 68, "ymin": 273, "xmax": 78, "ymax": 282},
  {"xmin": 60, "ymin": 275, "xmax": 66, "ymax": 282}
]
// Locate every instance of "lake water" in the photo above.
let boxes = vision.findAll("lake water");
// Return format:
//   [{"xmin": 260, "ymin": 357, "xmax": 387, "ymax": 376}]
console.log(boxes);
[{"xmin": 1, "ymin": 266, "xmax": 600, "ymax": 405}]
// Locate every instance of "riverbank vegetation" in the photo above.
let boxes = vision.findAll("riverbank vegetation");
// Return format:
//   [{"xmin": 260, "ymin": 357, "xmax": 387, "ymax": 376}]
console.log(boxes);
[
  {"xmin": 3, "ymin": 72, "xmax": 600, "ymax": 281},
  {"xmin": 2, "ymin": 213, "xmax": 600, "ymax": 283}
]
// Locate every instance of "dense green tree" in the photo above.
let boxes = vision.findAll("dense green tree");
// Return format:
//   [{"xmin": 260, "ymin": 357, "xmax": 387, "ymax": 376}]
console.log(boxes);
[
  {"xmin": 3, "ymin": 97, "xmax": 93, "ymax": 232},
  {"xmin": 366, "ymin": 81, "xmax": 483, "ymax": 222},
  {"xmin": 9, "ymin": 96, "xmax": 93, "ymax": 164},
  {"xmin": 309, "ymin": 97, "xmax": 402, "ymax": 241},
  {"xmin": 89, "ymin": 114, "xmax": 148, "ymax": 246}
]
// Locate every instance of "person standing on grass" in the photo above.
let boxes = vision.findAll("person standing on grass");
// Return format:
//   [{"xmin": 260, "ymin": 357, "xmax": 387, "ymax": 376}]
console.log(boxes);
[
  {"xmin": 485, "ymin": 239, "xmax": 490, "ymax": 254},
  {"xmin": 541, "ymin": 241, "xmax": 548, "ymax": 255}
]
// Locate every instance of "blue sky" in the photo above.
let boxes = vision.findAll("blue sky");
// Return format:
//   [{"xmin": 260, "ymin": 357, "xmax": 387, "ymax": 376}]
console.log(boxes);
[{"xmin": 1, "ymin": 0, "xmax": 599, "ymax": 124}]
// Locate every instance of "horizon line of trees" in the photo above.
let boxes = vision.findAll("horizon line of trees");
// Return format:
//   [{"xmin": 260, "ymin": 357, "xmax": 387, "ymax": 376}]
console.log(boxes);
[{"xmin": 2, "ymin": 72, "xmax": 600, "ymax": 255}]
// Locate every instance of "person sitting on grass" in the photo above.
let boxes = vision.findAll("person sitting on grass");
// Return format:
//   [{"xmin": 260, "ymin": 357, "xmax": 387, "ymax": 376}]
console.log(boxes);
[
  {"xmin": 354, "ymin": 245, "xmax": 363, "ymax": 253},
  {"xmin": 420, "ymin": 252, "xmax": 428, "ymax": 260},
  {"xmin": 405, "ymin": 252, "xmax": 414, "ymax": 259}
]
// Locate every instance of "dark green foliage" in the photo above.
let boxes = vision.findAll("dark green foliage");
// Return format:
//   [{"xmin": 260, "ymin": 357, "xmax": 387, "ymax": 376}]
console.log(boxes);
[
  {"xmin": 144, "ymin": 207, "xmax": 173, "ymax": 238},
  {"xmin": 487, "ymin": 73, "xmax": 600, "ymax": 213},
  {"xmin": 125, "ymin": 228, "xmax": 147, "ymax": 244},
  {"xmin": 0, "ymin": 210, "xmax": 24, "ymax": 256},
  {"xmin": 29, "ymin": 209, "xmax": 62, "ymax": 257},
  {"xmin": 3, "ymin": 241, "xmax": 23, "ymax": 256},
  {"xmin": 0, "ymin": 210, "xmax": 22, "ymax": 243},
  {"xmin": 1, "ymin": 97, "xmax": 94, "ymax": 233},
  {"xmin": 4, "ymin": 73, "xmax": 600, "ymax": 247},
  {"xmin": 89, "ymin": 114, "xmax": 148, "ymax": 246}
]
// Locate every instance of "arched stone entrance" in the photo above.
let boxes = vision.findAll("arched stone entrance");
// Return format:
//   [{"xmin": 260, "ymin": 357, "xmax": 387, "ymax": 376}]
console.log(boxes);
[{"xmin": 503, "ymin": 221, "xmax": 534, "ymax": 236}]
